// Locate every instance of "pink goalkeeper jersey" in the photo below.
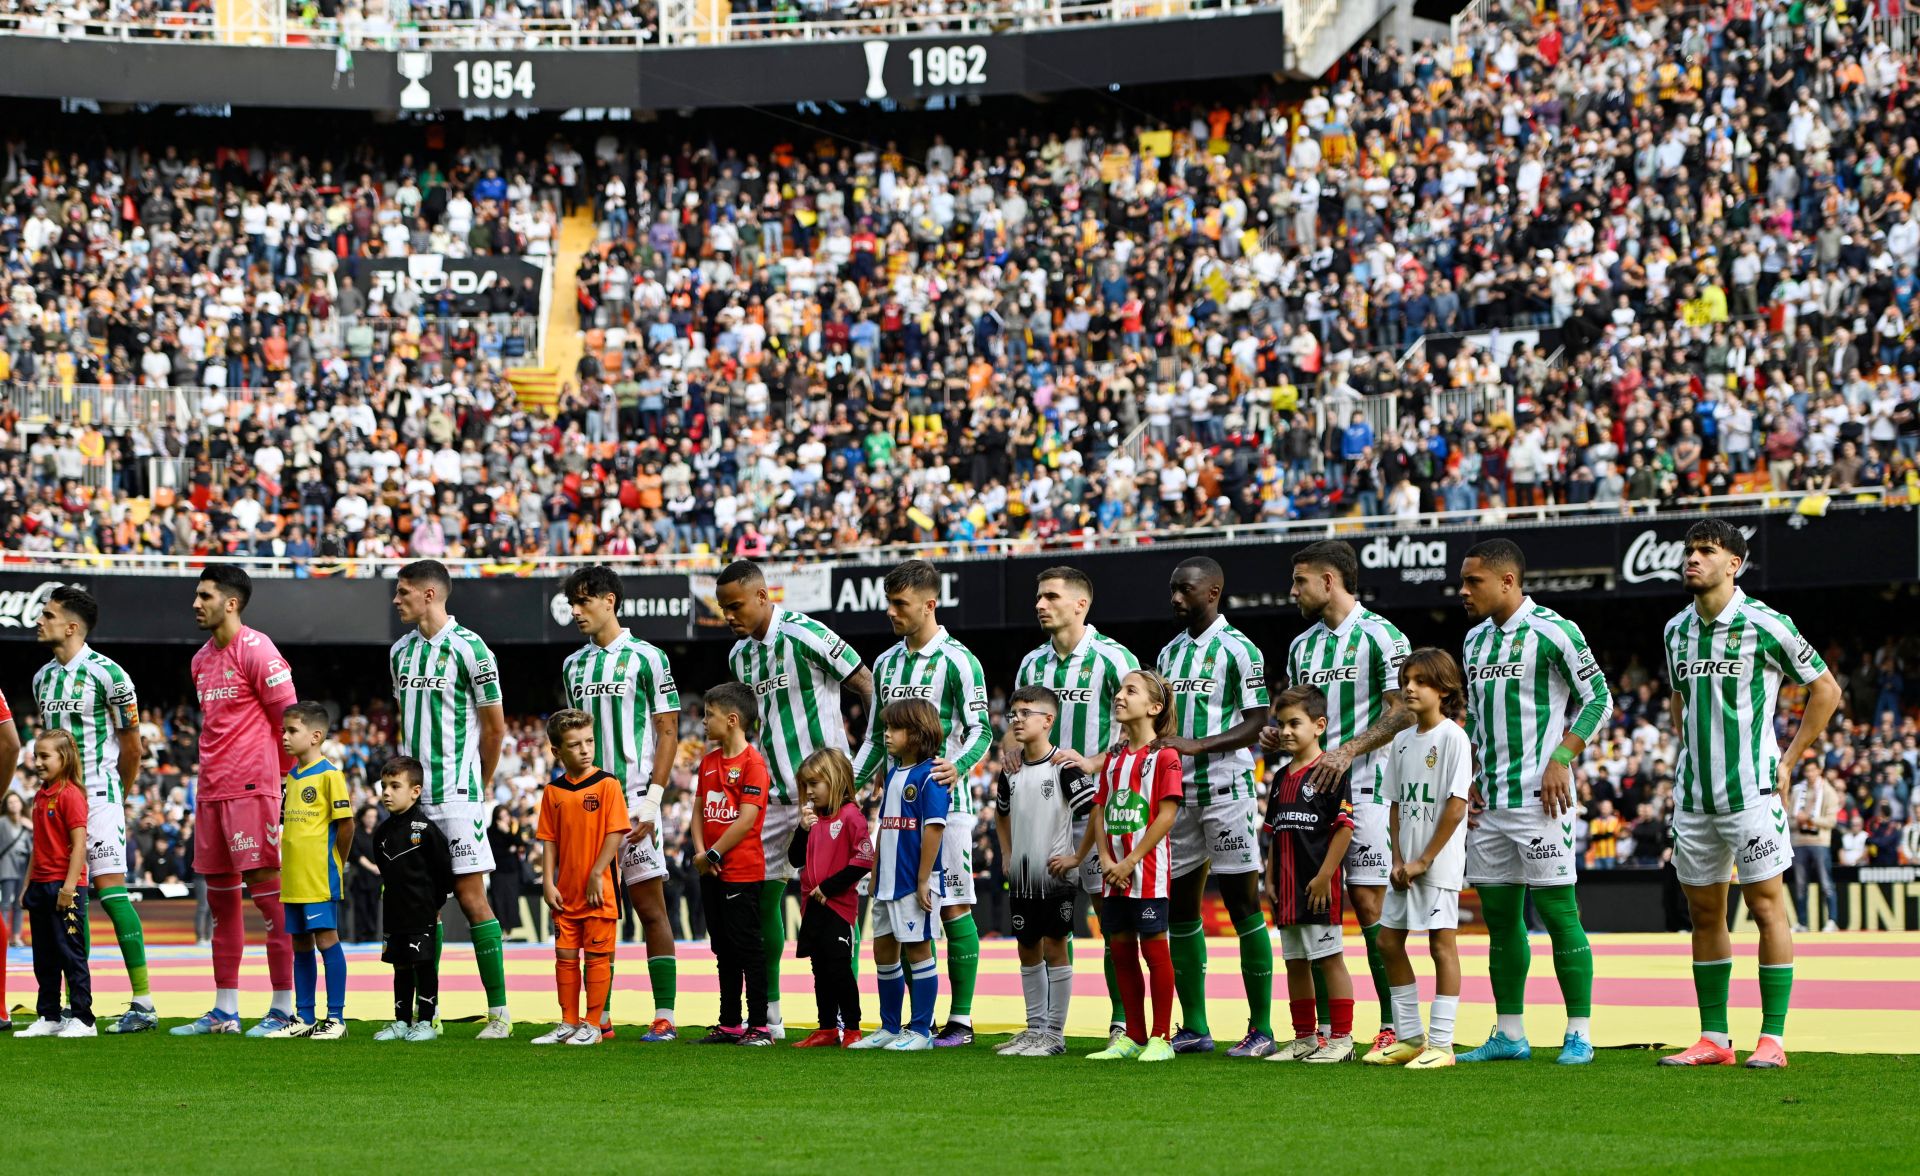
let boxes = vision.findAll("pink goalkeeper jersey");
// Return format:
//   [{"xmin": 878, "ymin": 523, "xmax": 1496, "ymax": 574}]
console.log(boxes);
[
  {"xmin": 192, "ymin": 625, "xmax": 298, "ymax": 802},
  {"xmin": 1096, "ymin": 743, "xmax": 1183, "ymax": 900}
]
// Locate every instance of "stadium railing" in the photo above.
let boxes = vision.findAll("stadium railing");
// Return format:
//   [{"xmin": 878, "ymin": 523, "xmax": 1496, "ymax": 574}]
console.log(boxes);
[
  {"xmin": 0, "ymin": 490, "xmax": 1885, "ymax": 578},
  {"xmin": 0, "ymin": 0, "xmax": 1272, "ymax": 48}
]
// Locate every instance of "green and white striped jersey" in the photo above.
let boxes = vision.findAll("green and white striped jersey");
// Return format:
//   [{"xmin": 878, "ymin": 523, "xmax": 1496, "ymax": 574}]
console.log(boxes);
[
  {"xmin": 1014, "ymin": 626, "xmax": 1140, "ymax": 761},
  {"xmin": 562, "ymin": 629, "xmax": 680, "ymax": 803},
  {"xmin": 389, "ymin": 617, "xmax": 503, "ymax": 805},
  {"xmin": 853, "ymin": 626, "xmax": 994, "ymax": 813},
  {"xmin": 32, "ymin": 645, "xmax": 137, "ymax": 803},
  {"xmin": 1156, "ymin": 615, "xmax": 1270, "ymax": 805},
  {"xmin": 1286, "ymin": 606, "xmax": 1410, "ymax": 801},
  {"xmin": 728, "ymin": 606, "xmax": 863, "ymax": 806},
  {"xmin": 1663, "ymin": 588, "xmax": 1827, "ymax": 815},
  {"xmin": 1462, "ymin": 598, "xmax": 1614, "ymax": 809}
]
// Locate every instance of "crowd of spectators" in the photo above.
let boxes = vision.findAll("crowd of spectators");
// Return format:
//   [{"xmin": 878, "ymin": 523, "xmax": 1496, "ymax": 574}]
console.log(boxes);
[
  {"xmin": 10, "ymin": 1, "xmax": 1920, "ymax": 568},
  {"xmin": 5, "ymin": 631, "xmax": 1917, "ymax": 946}
]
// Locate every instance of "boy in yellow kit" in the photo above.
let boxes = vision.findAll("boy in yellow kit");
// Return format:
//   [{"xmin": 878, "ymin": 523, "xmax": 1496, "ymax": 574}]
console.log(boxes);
[{"xmin": 270, "ymin": 701, "xmax": 355, "ymax": 1039}]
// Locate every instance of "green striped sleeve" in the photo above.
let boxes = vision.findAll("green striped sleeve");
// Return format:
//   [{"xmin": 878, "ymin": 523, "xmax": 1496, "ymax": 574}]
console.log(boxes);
[
  {"xmin": 641, "ymin": 644, "xmax": 680, "ymax": 713},
  {"xmin": 458, "ymin": 631, "xmax": 503, "ymax": 706},
  {"xmin": 947, "ymin": 645, "xmax": 994, "ymax": 774},
  {"xmin": 1543, "ymin": 614, "xmax": 1612, "ymax": 743},
  {"xmin": 852, "ymin": 646, "xmax": 894, "ymax": 786},
  {"xmin": 789, "ymin": 614, "xmax": 861, "ymax": 681},
  {"xmin": 1746, "ymin": 604, "xmax": 1826, "ymax": 685}
]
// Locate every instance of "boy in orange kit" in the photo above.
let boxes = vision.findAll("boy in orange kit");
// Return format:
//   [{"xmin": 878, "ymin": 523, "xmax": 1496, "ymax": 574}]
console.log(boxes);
[{"xmin": 533, "ymin": 709, "xmax": 629, "ymax": 1047}]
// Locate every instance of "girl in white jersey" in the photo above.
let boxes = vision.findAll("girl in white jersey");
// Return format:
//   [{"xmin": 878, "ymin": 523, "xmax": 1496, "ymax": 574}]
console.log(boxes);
[{"xmin": 1365, "ymin": 649, "xmax": 1472, "ymax": 1072}]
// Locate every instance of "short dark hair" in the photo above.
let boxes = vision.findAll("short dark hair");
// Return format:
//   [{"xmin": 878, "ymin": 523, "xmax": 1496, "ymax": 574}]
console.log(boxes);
[
  {"xmin": 47, "ymin": 585, "xmax": 99, "ymax": 633},
  {"xmin": 1009, "ymin": 683, "xmax": 1061, "ymax": 713},
  {"xmin": 1174, "ymin": 555, "xmax": 1223, "ymax": 582},
  {"xmin": 1036, "ymin": 566, "xmax": 1093, "ymax": 598},
  {"xmin": 1293, "ymin": 540, "xmax": 1358, "ymax": 593},
  {"xmin": 715, "ymin": 560, "xmax": 765, "ymax": 589},
  {"xmin": 546, "ymin": 707, "xmax": 595, "ymax": 747},
  {"xmin": 1685, "ymin": 519, "xmax": 1749, "ymax": 561},
  {"xmin": 703, "ymin": 681, "xmax": 759, "ymax": 734},
  {"xmin": 1400, "ymin": 647, "xmax": 1467, "ymax": 723},
  {"xmin": 562, "ymin": 565, "xmax": 623, "ymax": 607},
  {"xmin": 380, "ymin": 755, "xmax": 424, "ymax": 789},
  {"xmin": 1272, "ymin": 684, "xmax": 1327, "ymax": 722},
  {"xmin": 882, "ymin": 698, "xmax": 945, "ymax": 763},
  {"xmin": 883, "ymin": 559, "xmax": 941, "ymax": 597},
  {"xmin": 398, "ymin": 559, "xmax": 453, "ymax": 597},
  {"xmin": 197, "ymin": 565, "xmax": 253, "ymax": 611},
  {"xmin": 283, "ymin": 700, "xmax": 330, "ymax": 732},
  {"xmin": 1465, "ymin": 538, "xmax": 1526, "ymax": 578}
]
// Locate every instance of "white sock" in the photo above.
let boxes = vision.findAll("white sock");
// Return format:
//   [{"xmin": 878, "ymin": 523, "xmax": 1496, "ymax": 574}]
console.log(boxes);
[
  {"xmin": 132, "ymin": 995, "xmax": 155, "ymax": 1011},
  {"xmin": 1021, "ymin": 964, "xmax": 1047, "ymax": 1032},
  {"xmin": 1704, "ymin": 1030, "xmax": 1732, "ymax": 1048},
  {"xmin": 1318, "ymin": 1022, "xmax": 1332, "ymax": 1037},
  {"xmin": 1047, "ymin": 965, "xmax": 1073, "ymax": 1035},
  {"xmin": 1565, "ymin": 1015, "xmax": 1591, "ymax": 1039},
  {"xmin": 488, "ymin": 1005, "xmax": 508, "ymax": 1019},
  {"xmin": 653, "ymin": 1008, "xmax": 674, "ymax": 1024},
  {"xmin": 1390, "ymin": 984, "xmax": 1422, "ymax": 1042},
  {"xmin": 270, "ymin": 989, "xmax": 293, "ymax": 1017},
  {"xmin": 1429, "ymin": 994, "xmax": 1459, "ymax": 1049},
  {"xmin": 1496, "ymin": 1013, "xmax": 1525, "ymax": 1039},
  {"xmin": 951, "ymin": 1013, "xmax": 972, "ymax": 1027},
  {"xmin": 767, "ymin": 999, "xmax": 782, "ymax": 1024},
  {"xmin": 215, "ymin": 988, "xmax": 240, "ymax": 1016}
]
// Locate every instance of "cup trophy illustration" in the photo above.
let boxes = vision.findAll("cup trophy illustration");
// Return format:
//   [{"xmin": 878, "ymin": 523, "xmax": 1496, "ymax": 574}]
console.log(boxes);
[
  {"xmin": 862, "ymin": 39, "xmax": 889, "ymax": 100},
  {"xmin": 398, "ymin": 52, "xmax": 433, "ymax": 111}
]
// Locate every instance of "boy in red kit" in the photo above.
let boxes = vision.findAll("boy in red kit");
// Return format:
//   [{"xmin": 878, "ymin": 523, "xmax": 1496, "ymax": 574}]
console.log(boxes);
[
  {"xmin": 788, "ymin": 748, "xmax": 874, "ymax": 1047},
  {"xmin": 532, "ymin": 710, "xmax": 629, "ymax": 1047},
  {"xmin": 692, "ymin": 683, "xmax": 774, "ymax": 1046},
  {"xmin": 1262, "ymin": 686, "xmax": 1359, "ymax": 1063},
  {"xmin": 19, "ymin": 731, "xmax": 95, "ymax": 1038}
]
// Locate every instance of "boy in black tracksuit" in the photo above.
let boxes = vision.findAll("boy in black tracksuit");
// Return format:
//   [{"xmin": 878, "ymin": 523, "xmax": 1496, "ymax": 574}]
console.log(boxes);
[{"xmin": 373, "ymin": 756, "xmax": 455, "ymax": 1041}]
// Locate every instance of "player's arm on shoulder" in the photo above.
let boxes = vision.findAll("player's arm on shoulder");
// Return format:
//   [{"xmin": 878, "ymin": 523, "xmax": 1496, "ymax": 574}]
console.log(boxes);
[{"xmin": 851, "ymin": 655, "xmax": 889, "ymax": 787}]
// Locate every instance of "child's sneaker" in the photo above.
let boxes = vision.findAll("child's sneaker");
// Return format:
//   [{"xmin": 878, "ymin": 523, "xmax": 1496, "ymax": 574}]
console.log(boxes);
[
  {"xmin": 885, "ymin": 1031, "xmax": 933, "ymax": 1051},
  {"xmin": 640, "ymin": 1019, "xmax": 678, "ymax": 1043},
  {"xmin": 1016, "ymin": 1032, "xmax": 1067, "ymax": 1057},
  {"xmin": 1226, "ymin": 1029, "xmax": 1278, "ymax": 1058},
  {"xmin": 996, "ymin": 1029, "xmax": 1041, "ymax": 1055},
  {"xmin": 1266, "ymin": 1035, "xmax": 1323, "ymax": 1062},
  {"xmin": 792, "ymin": 1028, "xmax": 841, "ymax": 1048},
  {"xmin": 738, "ymin": 1028, "xmax": 775, "ymax": 1047},
  {"xmin": 1168, "ymin": 1026, "xmax": 1214, "ymax": 1054},
  {"xmin": 264, "ymin": 1016, "xmax": 313, "ymax": 1039},
  {"xmin": 1137, "ymin": 1037, "xmax": 1177, "ymax": 1063},
  {"xmin": 55, "ymin": 1018, "xmax": 98, "ymax": 1038},
  {"xmin": 404, "ymin": 1020, "xmax": 438, "ymax": 1042},
  {"xmin": 18, "ymin": 1017, "xmax": 68, "ymax": 1038},
  {"xmin": 846, "ymin": 1029, "xmax": 899, "ymax": 1049},
  {"xmin": 567, "ymin": 1024, "xmax": 604, "ymax": 1047},
  {"xmin": 1303, "ymin": 1035, "xmax": 1355, "ymax": 1063},
  {"xmin": 838, "ymin": 1030, "xmax": 866, "ymax": 1048},
  {"xmin": 693, "ymin": 1025, "xmax": 743, "ymax": 1045},
  {"xmin": 170, "ymin": 1009, "xmax": 241, "ymax": 1036},
  {"xmin": 1406, "ymin": 1045, "xmax": 1456, "ymax": 1069},
  {"xmin": 532, "ymin": 1023, "xmax": 582, "ymax": 1045},
  {"xmin": 1556, "ymin": 1032, "xmax": 1595, "ymax": 1065},
  {"xmin": 373, "ymin": 1020, "xmax": 412, "ymax": 1041},
  {"xmin": 1363, "ymin": 1035, "xmax": 1425, "ymax": 1065},
  {"xmin": 931, "ymin": 1020, "xmax": 974, "ymax": 1047},
  {"xmin": 1459, "ymin": 1030, "xmax": 1532, "ymax": 1063},
  {"xmin": 246, "ymin": 1009, "xmax": 297, "ymax": 1038},
  {"xmin": 1088, "ymin": 1036, "xmax": 1144, "ymax": 1061},
  {"xmin": 475, "ymin": 1014, "xmax": 513, "ymax": 1040},
  {"xmin": 308, "ymin": 1019, "xmax": 348, "ymax": 1041}
]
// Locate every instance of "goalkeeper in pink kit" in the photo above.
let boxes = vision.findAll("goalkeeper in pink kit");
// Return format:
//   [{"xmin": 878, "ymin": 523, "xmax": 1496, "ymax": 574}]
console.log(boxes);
[{"xmin": 172, "ymin": 567, "xmax": 302, "ymax": 1036}]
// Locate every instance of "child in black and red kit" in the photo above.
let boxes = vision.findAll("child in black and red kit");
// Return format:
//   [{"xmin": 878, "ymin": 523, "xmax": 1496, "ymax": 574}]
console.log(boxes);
[
  {"xmin": 787, "ymin": 749, "xmax": 874, "ymax": 1048},
  {"xmin": 18, "ymin": 731, "xmax": 96, "ymax": 1038},
  {"xmin": 1262, "ymin": 685, "xmax": 1359, "ymax": 1063}
]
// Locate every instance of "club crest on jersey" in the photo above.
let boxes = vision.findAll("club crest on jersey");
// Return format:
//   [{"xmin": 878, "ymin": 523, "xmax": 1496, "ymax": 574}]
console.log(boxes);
[
  {"xmin": 1425, "ymin": 746, "xmax": 1437, "ymax": 769},
  {"xmin": 1300, "ymin": 781, "xmax": 1316, "ymax": 800},
  {"xmin": 301, "ymin": 786, "xmax": 318, "ymax": 804},
  {"xmin": 583, "ymin": 795, "xmax": 600, "ymax": 812},
  {"xmin": 903, "ymin": 783, "xmax": 919, "ymax": 803},
  {"xmin": 828, "ymin": 819, "xmax": 843, "ymax": 838}
]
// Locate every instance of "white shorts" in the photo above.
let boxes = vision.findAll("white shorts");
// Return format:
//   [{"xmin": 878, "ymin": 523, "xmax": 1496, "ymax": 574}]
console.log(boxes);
[
  {"xmin": 1278, "ymin": 923, "xmax": 1345, "ymax": 962},
  {"xmin": 760, "ymin": 802, "xmax": 799, "ymax": 883},
  {"xmin": 620, "ymin": 823, "xmax": 668, "ymax": 885},
  {"xmin": 1072, "ymin": 817, "xmax": 1103, "ymax": 895},
  {"xmin": 1382, "ymin": 880, "xmax": 1460, "ymax": 932},
  {"xmin": 1673, "ymin": 797, "xmax": 1792, "ymax": 888},
  {"xmin": 871, "ymin": 894, "xmax": 943, "ymax": 944},
  {"xmin": 1169, "ymin": 797, "xmax": 1262, "ymax": 879},
  {"xmin": 1343, "ymin": 797, "xmax": 1391, "ymax": 887},
  {"xmin": 86, "ymin": 796, "xmax": 128, "ymax": 880},
  {"xmin": 940, "ymin": 811, "xmax": 977, "ymax": 907},
  {"xmin": 421, "ymin": 800, "xmax": 496, "ymax": 877},
  {"xmin": 1466, "ymin": 805, "xmax": 1578, "ymax": 888}
]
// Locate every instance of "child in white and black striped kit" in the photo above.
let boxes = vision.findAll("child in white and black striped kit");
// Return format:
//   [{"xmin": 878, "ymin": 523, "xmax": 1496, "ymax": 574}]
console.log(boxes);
[{"xmin": 993, "ymin": 685, "xmax": 1095, "ymax": 1057}]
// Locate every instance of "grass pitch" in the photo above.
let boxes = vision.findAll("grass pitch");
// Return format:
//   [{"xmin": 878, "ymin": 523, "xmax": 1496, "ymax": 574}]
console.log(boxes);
[{"xmin": 1, "ymin": 1022, "xmax": 1908, "ymax": 1173}]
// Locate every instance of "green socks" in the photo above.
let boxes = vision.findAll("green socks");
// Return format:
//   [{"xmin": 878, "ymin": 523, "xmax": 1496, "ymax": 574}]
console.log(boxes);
[
  {"xmin": 1233, "ymin": 912, "xmax": 1274, "ymax": 1039},
  {"xmin": 1694, "ymin": 958, "xmax": 1733, "ymax": 1040},
  {"xmin": 1533, "ymin": 885, "xmax": 1593, "ymax": 1019},
  {"xmin": 1478, "ymin": 884, "xmax": 1530, "ymax": 1016},
  {"xmin": 1169, "ymin": 920, "xmax": 1209, "ymax": 1036},
  {"xmin": 1758, "ymin": 963, "xmax": 1793, "ymax": 1039},
  {"xmin": 1105, "ymin": 941, "xmax": 1126, "ymax": 1024},
  {"xmin": 760, "ymin": 880, "xmax": 787, "ymax": 1003},
  {"xmin": 648, "ymin": 955, "xmax": 677, "ymax": 1017},
  {"xmin": 97, "ymin": 885, "xmax": 151, "ymax": 1003},
  {"xmin": 1310, "ymin": 958, "xmax": 1331, "ymax": 1029},
  {"xmin": 470, "ymin": 919, "xmax": 507, "ymax": 1010},
  {"xmin": 1361, "ymin": 922, "xmax": 1392, "ymax": 1029},
  {"xmin": 434, "ymin": 922, "xmax": 444, "ymax": 968},
  {"xmin": 945, "ymin": 913, "xmax": 980, "ymax": 1019}
]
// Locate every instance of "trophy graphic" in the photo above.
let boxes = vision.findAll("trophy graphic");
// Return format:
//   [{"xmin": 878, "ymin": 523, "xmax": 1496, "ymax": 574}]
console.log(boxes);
[
  {"xmin": 397, "ymin": 52, "xmax": 433, "ymax": 111},
  {"xmin": 862, "ymin": 40, "xmax": 889, "ymax": 100}
]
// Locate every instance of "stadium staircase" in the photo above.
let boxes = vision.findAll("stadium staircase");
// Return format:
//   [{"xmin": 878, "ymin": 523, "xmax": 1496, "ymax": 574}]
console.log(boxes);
[
  {"xmin": 503, "ymin": 207, "xmax": 597, "ymax": 414},
  {"xmin": 1281, "ymin": 0, "xmax": 1405, "ymax": 79}
]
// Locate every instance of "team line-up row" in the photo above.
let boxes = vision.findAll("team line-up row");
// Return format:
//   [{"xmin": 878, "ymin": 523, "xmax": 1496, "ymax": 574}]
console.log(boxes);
[{"xmin": 7, "ymin": 524, "xmax": 1835, "ymax": 1069}]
